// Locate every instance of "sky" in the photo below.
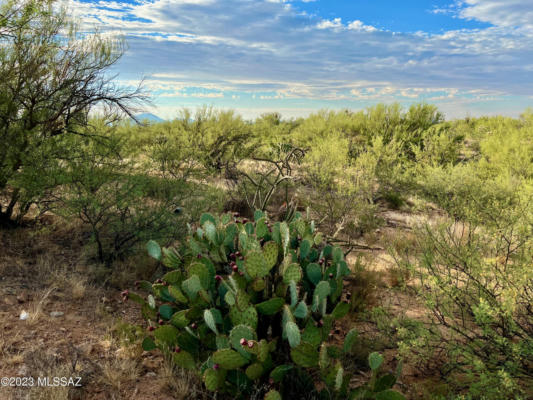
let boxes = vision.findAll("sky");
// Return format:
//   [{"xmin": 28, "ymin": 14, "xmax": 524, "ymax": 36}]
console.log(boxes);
[{"xmin": 66, "ymin": 0, "xmax": 533, "ymax": 120}]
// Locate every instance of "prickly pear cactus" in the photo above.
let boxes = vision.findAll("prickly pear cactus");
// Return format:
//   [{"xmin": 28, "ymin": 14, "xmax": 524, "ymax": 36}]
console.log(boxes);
[{"xmin": 129, "ymin": 211, "xmax": 402, "ymax": 398}]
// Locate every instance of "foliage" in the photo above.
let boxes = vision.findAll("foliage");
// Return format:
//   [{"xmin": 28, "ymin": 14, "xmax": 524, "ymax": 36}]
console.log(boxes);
[
  {"xmin": 56, "ymin": 126, "xmax": 193, "ymax": 263},
  {"xmin": 392, "ymin": 180, "xmax": 533, "ymax": 398},
  {"xmin": 0, "ymin": 0, "xmax": 145, "ymax": 225},
  {"xmin": 130, "ymin": 212, "xmax": 404, "ymax": 399}
]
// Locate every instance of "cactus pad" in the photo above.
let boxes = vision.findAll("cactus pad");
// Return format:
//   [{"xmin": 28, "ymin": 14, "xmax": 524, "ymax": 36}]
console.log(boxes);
[
  {"xmin": 306, "ymin": 263, "xmax": 322, "ymax": 285},
  {"xmin": 212, "ymin": 349, "xmax": 248, "ymax": 369},
  {"xmin": 283, "ymin": 263, "xmax": 302, "ymax": 284},
  {"xmin": 229, "ymin": 305, "xmax": 258, "ymax": 329},
  {"xmin": 291, "ymin": 342, "xmax": 319, "ymax": 367},
  {"xmin": 244, "ymin": 250, "xmax": 268, "ymax": 278},
  {"xmin": 168, "ymin": 285, "xmax": 188, "ymax": 303},
  {"xmin": 285, "ymin": 321, "xmax": 301, "ymax": 348},
  {"xmin": 262, "ymin": 241, "xmax": 279, "ymax": 269},
  {"xmin": 173, "ymin": 350, "xmax": 195, "ymax": 370},
  {"xmin": 245, "ymin": 362, "xmax": 264, "ymax": 380},
  {"xmin": 299, "ymin": 239, "xmax": 311, "ymax": 259},
  {"xmin": 203, "ymin": 368, "xmax": 218, "ymax": 391},
  {"xmin": 187, "ymin": 262, "xmax": 211, "ymax": 289},
  {"xmin": 256, "ymin": 297, "xmax": 284, "ymax": 315},
  {"xmin": 229, "ymin": 324, "xmax": 256, "ymax": 353},
  {"xmin": 264, "ymin": 390, "xmax": 282, "ymax": 400},
  {"xmin": 251, "ymin": 278, "xmax": 265, "ymax": 292},
  {"xmin": 154, "ymin": 325, "xmax": 178, "ymax": 347},
  {"xmin": 181, "ymin": 275, "xmax": 202, "ymax": 300}
]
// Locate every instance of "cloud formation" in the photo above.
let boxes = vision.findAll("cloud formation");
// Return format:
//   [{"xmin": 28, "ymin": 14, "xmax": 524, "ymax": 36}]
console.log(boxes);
[{"xmin": 65, "ymin": 0, "xmax": 533, "ymax": 118}]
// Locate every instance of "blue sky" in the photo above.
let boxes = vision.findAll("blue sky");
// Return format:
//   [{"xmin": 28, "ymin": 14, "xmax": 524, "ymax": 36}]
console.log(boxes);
[{"xmin": 68, "ymin": 0, "xmax": 533, "ymax": 120}]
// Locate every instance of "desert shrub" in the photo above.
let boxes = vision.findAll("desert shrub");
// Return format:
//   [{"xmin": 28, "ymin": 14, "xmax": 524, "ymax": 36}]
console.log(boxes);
[
  {"xmin": 0, "ymin": 0, "xmax": 144, "ymax": 225},
  {"xmin": 129, "ymin": 211, "xmax": 404, "ymax": 399},
  {"xmin": 57, "ymin": 132, "xmax": 187, "ymax": 264},
  {"xmin": 225, "ymin": 143, "xmax": 305, "ymax": 215},
  {"xmin": 302, "ymin": 132, "xmax": 380, "ymax": 240},
  {"xmin": 392, "ymin": 197, "xmax": 533, "ymax": 399}
]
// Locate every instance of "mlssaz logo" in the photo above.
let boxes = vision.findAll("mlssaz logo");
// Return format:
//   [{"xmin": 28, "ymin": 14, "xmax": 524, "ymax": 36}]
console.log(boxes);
[{"xmin": 37, "ymin": 377, "xmax": 82, "ymax": 387}]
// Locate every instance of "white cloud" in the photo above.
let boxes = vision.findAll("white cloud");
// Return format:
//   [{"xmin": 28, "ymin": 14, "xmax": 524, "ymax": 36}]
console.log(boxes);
[{"xmin": 65, "ymin": 0, "xmax": 533, "ymax": 117}]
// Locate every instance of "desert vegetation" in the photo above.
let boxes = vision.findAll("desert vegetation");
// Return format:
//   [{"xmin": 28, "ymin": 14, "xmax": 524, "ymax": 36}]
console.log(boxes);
[{"xmin": 0, "ymin": 1, "xmax": 531, "ymax": 399}]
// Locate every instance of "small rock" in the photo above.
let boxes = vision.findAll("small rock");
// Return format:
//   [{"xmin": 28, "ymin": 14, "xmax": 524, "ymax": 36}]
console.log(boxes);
[
  {"xmin": 49, "ymin": 311, "xmax": 64, "ymax": 318},
  {"xmin": 104, "ymin": 306, "xmax": 114, "ymax": 313},
  {"xmin": 20, "ymin": 310, "xmax": 29, "ymax": 320},
  {"xmin": 145, "ymin": 372, "xmax": 157, "ymax": 378},
  {"xmin": 17, "ymin": 365, "xmax": 28, "ymax": 375}
]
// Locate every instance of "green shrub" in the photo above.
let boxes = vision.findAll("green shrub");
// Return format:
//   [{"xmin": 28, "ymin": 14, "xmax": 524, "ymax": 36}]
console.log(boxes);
[
  {"xmin": 392, "ymin": 204, "xmax": 533, "ymax": 399},
  {"xmin": 129, "ymin": 211, "xmax": 405, "ymax": 399},
  {"xmin": 58, "ymin": 132, "xmax": 187, "ymax": 264}
]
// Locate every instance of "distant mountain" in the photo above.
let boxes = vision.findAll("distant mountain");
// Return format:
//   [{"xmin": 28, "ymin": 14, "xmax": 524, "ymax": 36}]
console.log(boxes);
[{"xmin": 134, "ymin": 113, "xmax": 164, "ymax": 123}]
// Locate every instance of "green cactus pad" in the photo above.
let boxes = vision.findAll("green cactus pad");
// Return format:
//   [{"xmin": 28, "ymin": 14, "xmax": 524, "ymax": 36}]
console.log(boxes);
[
  {"xmin": 332, "ymin": 302, "xmax": 350, "ymax": 319},
  {"xmin": 146, "ymin": 240, "xmax": 162, "ymax": 260},
  {"xmin": 216, "ymin": 335, "xmax": 230, "ymax": 349},
  {"xmin": 299, "ymin": 239, "xmax": 311, "ymax": 259},
  {"xmin": 230, "ymin": 305, "xmax": 258, "ymax": 329},
  {"xmin": 301, "ymin": 321, "xmax": 322, "ymax": 347},
  {"xmin": 170, "ymin": 310, "xmax": 190, "ymax": 328},
  {"xmin": 203, "ymin": 220, "xmax": 217, "ymax": 244},
  {"xmin": 204, "ymin": 309, "xmax": 218, "ymax": 334},
  {"xmin": 343, "ymin": 328, "xmax": 358, "ymax": 353},
  {"xmin": 262, "ymin": 241, "xmax": 279, "ymax": 269},
  {"xmin": 313, "ymin": 232, "xmax": 323, "ymax": 245},
  {"xmin": 254, "ymin": 210, "xmax": 265, "ymax": 221},
  {"xmin": 182, "ymin": 275, "xmax": 202, "ymax": 300},
  {"xmin": 162, "ymin": 270, "xmax": 182, "ymax": 285},
  {"xmin": 244, "ymin": 250, "xmax": 268, "ymax": 278},
  {"xmin": 224, "ymin": 223, "xmax": 238, "ymax": 247},
  {"xmin": 159, "ymin": 304, "xmax": 174, "ymax": 320},
  {"xmin": 154, "ymin": 325, "xmax": 178, "ymax": 347},
  {"xmin": 264, "ymin": 390, "xmax": 282, "ymax": 400},
  {"xmin": 235, "ymin": 290, "xmax": 250, "ymax": 311},
  {"xmin": 251, "ymin": 278, "xmax": 266, "ymax": 292},
  {"xmin": 255, "ymin": 218, "xmax": 268, "ymax": 238},
  {"xmin": 368, "ymin": 352, "xmax": 384, "ymax": 371},
  {"xmin": 306, "ymin": 263, "xmax": 322, "ymax": 285},
  {"xmin": 256, "ymin": 297, "xmax": 284, "ymax": 315},
  {"xmin": 187, "ymin": 262, "xmax": 211, "ymax": 289},
  {"xmin": 142, "ymin": 337, "xmax": 156, "ymax": 351},
  {"xmin": 224, "ymin": 291, "xmax": 236, "ymax": 306},
  {"xmin": 203, "ymin": 368, "xmax": 219, "ymax": 391},
  {"xmin": 290, "ymin": 342, "xmax": 319, "ymax": 367},
  {"xmin": 168, "ymin": 285, "xmax": 188, "ymax": 303},
  {"xmin": 314, "ymin": 280, "xmax": 331, "ymax": 301},
  {"xmin": 283, "ymin": 263, "xmax": 303, "ymax": 284},
  {"xmin": 269, "ymin": 365, "xmax": 293, "ymax": 382},
  {"xmin": 229, "ymin": 324, "xmax": 256, "ymax": 353},
  {"xmin": 332, "ymin": 246, "xmax": 343, "ymax": 263},
  {"xmin": 319, "ymin": 343, "xmax": 329, "ymax": 370},
  {"xmin": 285, "ymin": 321, "xmax": 301, "ymax": 348},
  {"xmin": 162, "ymin": 247, "xmax": 181, "ymax": 269},
  {"xmin": 245, "ymin": 362, "xmax": 264, "ymax": 380},
  {"xmin": 173, "ymin": 350, "xmax": 195, "ymax": 370},
  {"xmin": 200, "ymin": 213, "xmax": 216, "ymax": 226},
  {"xmin": 293, "ymin": 301, "xmax": 308, "ymax": 319},
  {"xmin": 258, "ymin": 339, "xmax": 269, "ymax": 362},
  {"xmin": 212, "ymin": 349, "xmax": 248, "ymax": 369}
]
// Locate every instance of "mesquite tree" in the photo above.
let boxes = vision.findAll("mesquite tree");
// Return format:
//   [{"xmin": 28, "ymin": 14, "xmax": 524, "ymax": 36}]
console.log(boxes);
[{"xmin": 0, "ymin": 0, "xmax": 146, "ymax": 225}]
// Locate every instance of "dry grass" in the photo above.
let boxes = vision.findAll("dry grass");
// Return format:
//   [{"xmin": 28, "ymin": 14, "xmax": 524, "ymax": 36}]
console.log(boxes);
[
  {"xmin": 158, "ymin": 357, "xmax": 209, "ymax": 400},
  {"xmin": 98, "ymin": 358, "xmax": 141, "ymax": 393},
  {"xmin": 26, "ymin": 287, "xmax": 56, "ymax": 326}
]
